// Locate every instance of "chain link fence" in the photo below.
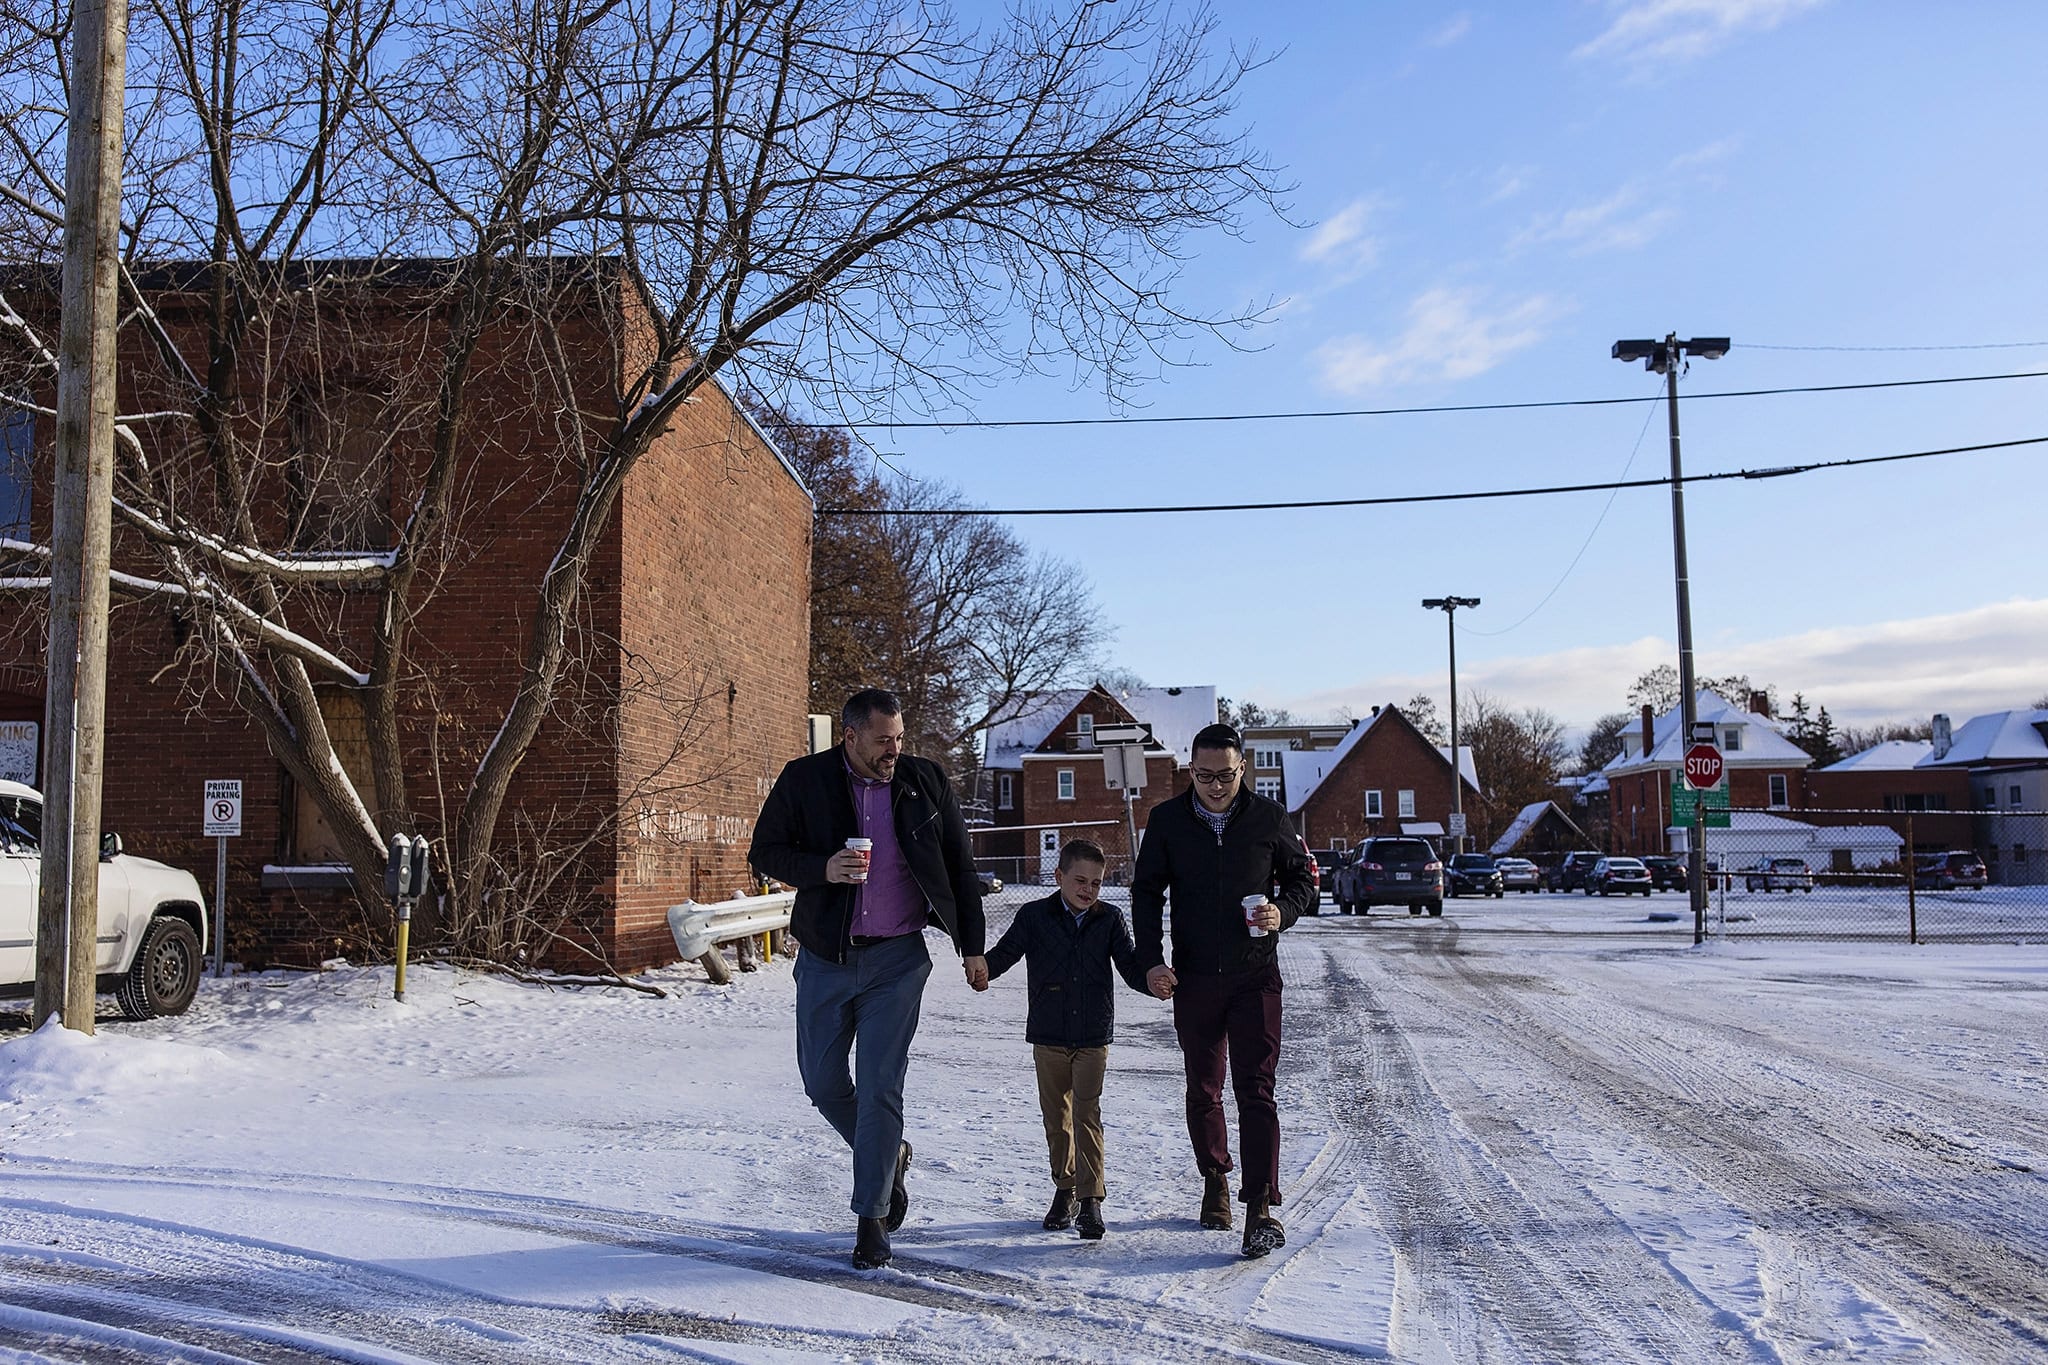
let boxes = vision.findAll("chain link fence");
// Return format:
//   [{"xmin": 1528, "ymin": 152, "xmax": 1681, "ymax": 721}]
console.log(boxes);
[
  {"xmin": 1682, "ymin": 807, "xmax": 2048, "ymax": 943},
  {"xmin": 969, "ymin": 819, "xmax": 1135, "ymax": 896}
]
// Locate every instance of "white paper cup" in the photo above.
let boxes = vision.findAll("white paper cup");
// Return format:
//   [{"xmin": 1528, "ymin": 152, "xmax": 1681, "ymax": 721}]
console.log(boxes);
[
  {"xmin": 845, "ymin": 837, "xmax": 872, "ymax": 882},
  {"xmin": 1242, "ymin": 894, "xmax": 1268, "ymax": 938}
]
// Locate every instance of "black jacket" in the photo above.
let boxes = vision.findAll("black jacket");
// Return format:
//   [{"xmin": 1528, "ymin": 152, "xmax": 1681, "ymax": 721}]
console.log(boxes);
[
  {"xmin": 747, "ymin": 746, "xmax": 985, "ymax": 964},
  {"xmin": 1131, "ymin": 786, "xmax": 1316, "ymax": 977},
  {"xmin": 985, "ymin": 891, "xmax": 1152, "ymax": 1048}
]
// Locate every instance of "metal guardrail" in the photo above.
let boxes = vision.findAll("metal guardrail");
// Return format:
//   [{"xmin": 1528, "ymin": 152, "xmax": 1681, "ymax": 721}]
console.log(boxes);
[{"xmin": 668, "ymin": 890, "xmax": 795, "ymax": 963}]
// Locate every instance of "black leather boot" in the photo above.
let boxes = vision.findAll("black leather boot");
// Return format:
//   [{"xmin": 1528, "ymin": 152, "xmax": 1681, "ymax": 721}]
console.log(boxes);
[
  {"xmin": 1043, "ymin": 1188, "xmax": 1076, "ymax": 1231},
  {"xmin": 887, "ymin": 1141, "xmax": 913, "ymax": 1232},
  {"xmin": 853, "ymin": 1215, "xmax": 892, "ymax": 1270},
  {"xmin": 1200, "ymin": 1173, "xmax": 1233, "ymax": 1230},
  {"xmin": 1076, "ymin": 1197, "xmax": 1105, "ymax": 1240},
  {"xmin": 1241, "ymin": 1193, "xmax": 1285, "ymax": 1259}
]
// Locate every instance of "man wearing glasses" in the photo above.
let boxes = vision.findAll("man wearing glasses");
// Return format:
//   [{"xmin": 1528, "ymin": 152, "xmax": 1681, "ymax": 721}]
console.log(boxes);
[{"xmin": 1131, "ymin": 722, "xmax": 1316, "ymax": 1259}]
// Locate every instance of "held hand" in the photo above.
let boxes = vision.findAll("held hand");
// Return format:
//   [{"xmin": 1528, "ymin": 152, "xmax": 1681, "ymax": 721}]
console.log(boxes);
[
  {"xmin": 1252, "ymin": 901, "xmax": 1282, "ymax": 932},
  {"xmin": 825, "ymin": 848, "xmax": 868, "ymax": 884},
  {"xmin": 1146, "ymin": 964, "xmax": 1177, "ymax": 1000},
  {"xmin": 963, "ymin": 955, "xmax": 989, "ymax": 991}
]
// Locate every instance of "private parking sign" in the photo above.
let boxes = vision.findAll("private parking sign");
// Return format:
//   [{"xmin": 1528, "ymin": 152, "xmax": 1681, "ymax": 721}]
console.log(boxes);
[{"xmin": 203, "ymin": 779, "xmax": 243, "ymax": 837}]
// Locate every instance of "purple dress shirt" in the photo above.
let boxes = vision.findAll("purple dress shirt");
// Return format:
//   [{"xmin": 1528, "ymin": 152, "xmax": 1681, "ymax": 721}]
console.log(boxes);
[{"xmin": 848, "ymin": 763, "xmax": 928, "ymax": 939}]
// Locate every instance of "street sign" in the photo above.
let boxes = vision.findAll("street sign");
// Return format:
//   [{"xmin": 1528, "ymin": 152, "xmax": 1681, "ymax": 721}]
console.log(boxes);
[
  {"xmin": 1447, "ymin": 811, "xmax": 1467, "ymax": 836},
  {"xmin": 203, "ymin": 779, "xmax": 243, "ymax": 837},
  {"xmin": 1101, "ymin": 743, "xmax": 1150, "ymax": 792},
  {"xmin": 1683, "ymin": 743, "xmax": 1724, "ymax": 791},
  {"xmin": 1669, "ymin": 775, "xmax": 1731, "ymax": 828}
]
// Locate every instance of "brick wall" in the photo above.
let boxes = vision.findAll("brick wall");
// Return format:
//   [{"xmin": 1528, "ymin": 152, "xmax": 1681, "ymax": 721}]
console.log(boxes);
[{"xmin": 1296, "ymin": 712, "xmax": 1471, "ymax": 850}]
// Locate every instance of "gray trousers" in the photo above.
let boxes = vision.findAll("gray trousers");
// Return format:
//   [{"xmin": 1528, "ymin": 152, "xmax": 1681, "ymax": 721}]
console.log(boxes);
[{"xmin": 793, "ymin": 932, "xmax": 933, "ymax": 1218}]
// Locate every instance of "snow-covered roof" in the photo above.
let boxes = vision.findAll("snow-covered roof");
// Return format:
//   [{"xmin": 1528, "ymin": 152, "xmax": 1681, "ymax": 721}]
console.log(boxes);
[
  {"xmin": 1489, "ymin": 800, "xmax": 1563, "ymax": 856},
  {"xmin": 1279, "ymin": 709, "xmax": 1477, "ymax": 813},
  {"xmin": 1822, "ymin": 739, "xmax": 1934, "ymax": 772},
  {"xmin": 983, "ymin": 689, "xmax": 1089, "ymax": 771},
  {"xmin": 1920, "ymin": 709, "xmax": 2048, "ymax": 768},
  {"xmin": 1603, "ymin": 690, "xmax": 1811, "ymax": 775},
  {"xmin": 1124, "ymin": 686, "xmax": 1218, "ymax": 767},
  {"xmin": 1437, "ymin": 745, "xmax": 1480, "ymax": 790}
]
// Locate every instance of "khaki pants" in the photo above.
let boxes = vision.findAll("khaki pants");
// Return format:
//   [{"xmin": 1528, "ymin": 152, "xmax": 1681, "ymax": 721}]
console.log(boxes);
[{"xmin": 1033, "ymin": 1044, "xmax": 1109, "ymax": 1198}]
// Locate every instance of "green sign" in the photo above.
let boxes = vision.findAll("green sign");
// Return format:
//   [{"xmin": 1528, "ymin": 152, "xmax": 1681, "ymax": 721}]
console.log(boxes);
[{"xmin": 1669, "ymin": 775, "xmax": 1731, "ymax": 828}]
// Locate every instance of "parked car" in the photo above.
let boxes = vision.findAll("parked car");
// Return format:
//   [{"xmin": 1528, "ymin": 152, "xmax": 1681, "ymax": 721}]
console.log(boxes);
[
  {"xmin": 1547, "ymin": 851, "xmax": 1605, "ymax": 893},
  {"xmin": 1445, "ymin": 852, "xmax": 1504, "ymax": 898},
  {"xmin": 1913, "ymin": 851, "xmax": 1988, "ymax": 890},
  {"xmin": 1335, "ymin": 836, "xmax": 1443, "ymax": 917},
  {"xmin": 1640, "ymin": 855, "xmax": 1688, "ymax": 891},
  {"xmin": 1744, "ymin": 857, "xmax": 1815, "ymax": 893},
  {"xmin": 1299, "ymin": 840, "xmax": 1321, "ymax": 916},
  {"xmin": 1496, "ymin": 857, "xmax": 1543, "ymax": 893},
  {"xmin": 0, "ymin": 781, "xmax": 208, "ymax": 1018},
  {"xmin": 975, "ymin": 869, "xmax": 1004, "ymax": 895},
  {"xmin": 1585, "ymin": 856, "xmax": 1654, "ymax": 896},
  {"xmin": 1311, "ymin": 848, "xmax": 1345, "ymax": 897}
]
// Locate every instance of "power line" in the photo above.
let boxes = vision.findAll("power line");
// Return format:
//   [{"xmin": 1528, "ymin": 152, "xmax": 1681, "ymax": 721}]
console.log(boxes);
[
  {"xmin": 1740, "ymin": 340, "xmax": 2048, "ymax": 352},
  {"xmin": 841, "ymin": 367, "xmax": 2048, "ymax": 430},
  {"xmin": 816, "ymin": 434, "xmax": 2048, "ymax": 518}
]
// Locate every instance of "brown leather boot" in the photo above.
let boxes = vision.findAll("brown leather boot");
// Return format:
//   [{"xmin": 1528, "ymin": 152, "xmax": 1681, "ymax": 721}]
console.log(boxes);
[
  {"xmin": 1200, "ymin": 1173, "xmax": 1233, "ymax": 1230},
  {"xmin": 1241, "ymin": 1193, "xmax": 1285, "ymax": 1259}
]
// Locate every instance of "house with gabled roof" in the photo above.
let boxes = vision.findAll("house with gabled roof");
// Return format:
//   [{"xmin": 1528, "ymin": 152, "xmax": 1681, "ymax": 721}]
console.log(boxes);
[
  {"xmin": 1283, "ymin": 704, "xmax": 1478, "ymax": 853},
  {"xmin": 977, "ymin": 684, "xmax": 1212, "ymax": 881},
  {"xmin": 1600, "ymin": 690, "xmax": 1812, "ymax": 856},
  {"xmin": 1488, "ymin": 800, "xmax": 1596, "ymax": 862},
  {"xmin": 1917, "ymin": 707, "xmax": 2048, "ymax": 884},
  {"xmin": 1805, "ymin": 739, "xmax": 1974, "ymax": 855}
]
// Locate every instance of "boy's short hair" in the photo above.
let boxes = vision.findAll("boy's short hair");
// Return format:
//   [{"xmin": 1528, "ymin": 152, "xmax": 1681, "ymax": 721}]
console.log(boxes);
[{"xmin": 1058, "ymin": 838, "xmax": 1107, "ymax": 872}]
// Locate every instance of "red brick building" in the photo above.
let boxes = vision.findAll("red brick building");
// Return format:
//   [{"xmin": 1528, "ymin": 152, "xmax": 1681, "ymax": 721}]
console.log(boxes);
[
  {"xmin": 1803, "ymin": 740, "xmax": 1975, "ymax": 853},
  {"xmin": 1596, "ymin": 692, "xmax": 1813, "ymax": 856},
  {"xmin": 1285, "ymin": 704, "xmax": 1479, "ymax": 853},
  {"xmin": 0, "ymin": 264, "xmax": 811, "ymax": 970}
]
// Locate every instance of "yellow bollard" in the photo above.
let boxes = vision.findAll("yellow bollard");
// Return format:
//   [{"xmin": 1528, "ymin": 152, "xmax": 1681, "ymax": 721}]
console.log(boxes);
[
  {"xmin": 761, "ymin": 930, "xmax": 773, "ymax": 961},
  {"xmin": 394, "ymin": 903, "xmax": 412, "ymax": 1002}
]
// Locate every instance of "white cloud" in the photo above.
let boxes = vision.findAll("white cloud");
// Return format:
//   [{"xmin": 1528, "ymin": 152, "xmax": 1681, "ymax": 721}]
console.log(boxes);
[
  {"xmin": 1487, "ymin": 166, "xmax": 1533, "ymax": 203},
  {"xmin": 1577, "ymin": 0, "xmax": 1827, "ymax": 67},
  {"xmin": 1511, "ymin": 186, "xmax": 1675, "ymax": 255},
  {"xmin": 1298, "ymin": 198, "xmax": 1381, "ymax": 279},
  {"xmin": 1313, "ymin": 288, "xmax": 1562, "ymax": 392},
  {"xmin": 1423, "ymin": 13, "xmax": 1473, "ymax": 48},
  {"xmin": 1284, "ymin": 599, "xmax": 2048, "ymax": 731}
]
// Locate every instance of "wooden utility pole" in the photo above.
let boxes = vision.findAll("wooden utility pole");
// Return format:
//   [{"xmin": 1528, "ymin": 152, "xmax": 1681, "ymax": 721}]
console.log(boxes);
[{"xmin": 34, "ymin": 0, "xmax": 130, "ymax": 1033}]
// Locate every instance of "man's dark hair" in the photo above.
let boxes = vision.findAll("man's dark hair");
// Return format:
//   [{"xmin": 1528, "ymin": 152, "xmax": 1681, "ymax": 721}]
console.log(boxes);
[
  {"xmin": 1058, "ymin": 838, "xmax": 1107, "ymax": 872},
  {"xmin": 1190, "ymin": 722, "xmax": 1244, "ymax": 757},
  {"xmin": 842, "ymin": 688, "xmax": 902, "ymax": 732}
]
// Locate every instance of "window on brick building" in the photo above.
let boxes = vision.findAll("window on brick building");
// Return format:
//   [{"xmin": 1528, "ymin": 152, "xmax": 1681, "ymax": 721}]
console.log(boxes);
[
  {"xmin": 1255, "ymin": 777, "xmax": 1282, "ymax": 800},
  {"xmin": 1769, "ymin": 773, "xmax": 1788, "ymax": 807},
  {"xmin": 1076, "ymin": 714, "xmax": 1093, "ymax": 742},
  {"xmin": 1253, "ymin": 746, "xmax": 1283, "ymax": 769},
  {"xmin": 1398, "ymin": 789, "xmax": 1415, "ymax": 819},
  {"xmin": 1057, "ymin": 769, "xmax": 1074, "ymax": 801},
  {"xmin": 291, "ymin": 687, "xmax": 374, "ymax": 862},
  {"xmin": 997, "ymin": 773, "xmax": 1013, "ymax": 810},
  {"xmin": 1365, "ymin": 789, "xmax": 1382, "ymax": 819},
  {"xmin": 288, "ymin": 384, "xmax": 396, "ymax": 551}
]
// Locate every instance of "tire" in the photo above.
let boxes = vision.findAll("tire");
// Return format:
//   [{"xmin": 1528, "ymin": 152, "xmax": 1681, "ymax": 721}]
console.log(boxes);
[
  {"xmin": 1599, "ymin": 885, "xmax": 1611, "ymax": 896},
  {"xmin": 1583, "ymin": 884, "xmax": 1594, "ymax": 896},
  {"xmin": 1408, "ymin": 905, "xmax": 1422, "ymax": 916},
  {"xmin": 116, "ymin": 915, "xmax": 203, "ymax": 1020},
  {"xmin": 1426, "ymin": 899, "xmax": 1443, "ymax": 917}
]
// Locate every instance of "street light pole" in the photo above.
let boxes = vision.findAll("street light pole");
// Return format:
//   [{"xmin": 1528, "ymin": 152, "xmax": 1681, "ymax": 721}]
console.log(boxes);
[
  {"xmin": 1612, "ymin": 334, "xmax": 1729, "ymax": 944},
  {"xmin": 1421, "ymin": 596, "xmax": 1479, "ymax": 855}
]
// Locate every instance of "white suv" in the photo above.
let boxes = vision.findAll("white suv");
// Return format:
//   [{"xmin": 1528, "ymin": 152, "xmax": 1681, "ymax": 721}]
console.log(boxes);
[{"xmin": 0, "ymin": 780, "xmax": 209, "ymax": 1018}]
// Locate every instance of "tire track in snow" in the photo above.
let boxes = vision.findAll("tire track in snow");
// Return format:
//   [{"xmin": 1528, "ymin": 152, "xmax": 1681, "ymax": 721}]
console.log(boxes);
[
  {"xmin": 1396, "ymin": 929, "xmax": 2048, "ymax": 1362},
  {"xmin": 0, "ymin": 1167, "xmax": 1376, "ymax": 1362},
  {"xmin": 1299, "ymin": 931, "xmax": 1765, "ymax": 1364}
]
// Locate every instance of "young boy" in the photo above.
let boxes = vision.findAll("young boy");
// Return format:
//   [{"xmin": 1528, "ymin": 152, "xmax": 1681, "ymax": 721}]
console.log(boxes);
[{"xmin": 976, "ymin": 839, "xmax": 1152, "ymax": 1239}]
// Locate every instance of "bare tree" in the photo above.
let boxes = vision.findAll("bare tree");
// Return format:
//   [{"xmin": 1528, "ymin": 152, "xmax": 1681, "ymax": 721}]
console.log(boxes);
[
  {"xmin": 0, "ymin": 0, "xmax": 1278, "ymax": 951},
  {"xmin": 1461, "ymin": 688, "xmax": 1569, "ymax": 839}
]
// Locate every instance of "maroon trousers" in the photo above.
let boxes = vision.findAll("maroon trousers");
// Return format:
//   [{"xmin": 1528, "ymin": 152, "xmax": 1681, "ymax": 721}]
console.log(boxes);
[{"xmin": 1171, "ymin": 963, "xmax": 1283, "ymax": 1202}]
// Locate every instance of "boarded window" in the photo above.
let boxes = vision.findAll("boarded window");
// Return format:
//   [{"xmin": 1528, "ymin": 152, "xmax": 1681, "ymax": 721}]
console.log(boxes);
[
  {"xmin": 292, "ymin": 689, "xmax": 374, "ymax": 862},
  {"xmin": 289, "ymin": 385, "xmax": 394, "ymax": 550}
]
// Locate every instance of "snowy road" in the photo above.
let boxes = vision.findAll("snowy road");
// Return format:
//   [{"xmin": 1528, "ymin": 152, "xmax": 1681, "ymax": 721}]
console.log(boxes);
[{"xmin": 2, "ymin": 895, "xmax": 2044, "ymax": 1362}]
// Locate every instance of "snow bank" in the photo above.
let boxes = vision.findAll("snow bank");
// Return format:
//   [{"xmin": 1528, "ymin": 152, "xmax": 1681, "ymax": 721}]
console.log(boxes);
[{"xmin": 0, "ymin": 1014, "xmax": 236, "ymax": 1106}]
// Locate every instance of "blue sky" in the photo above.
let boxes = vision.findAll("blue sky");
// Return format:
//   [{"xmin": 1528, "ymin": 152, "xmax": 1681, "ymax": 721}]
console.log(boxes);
[{"xmin": 873, "ymin": 1, "xmax": 2048, "ymax": 733}]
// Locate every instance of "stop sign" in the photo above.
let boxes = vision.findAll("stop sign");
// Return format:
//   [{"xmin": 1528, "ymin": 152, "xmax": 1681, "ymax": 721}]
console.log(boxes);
[{"xmin": 1683, "ymin": 743, "xmax": 1724, "ymax": 791}]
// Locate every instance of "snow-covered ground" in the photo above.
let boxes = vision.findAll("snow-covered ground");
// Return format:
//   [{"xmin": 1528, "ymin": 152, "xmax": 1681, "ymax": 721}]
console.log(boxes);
[{"xmin": 2, "ymin": 890, "xmax": 2044, "ymax": 1363}]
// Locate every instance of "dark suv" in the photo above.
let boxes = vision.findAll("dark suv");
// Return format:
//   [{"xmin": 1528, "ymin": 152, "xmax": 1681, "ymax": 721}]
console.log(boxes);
[
  {"xmin": 1335, "ymin": 836, "xmax": 1444, "ymax": 917},
  {"xmin": 1547, "ymin": 851, "xmax": 1604, "ymax": 893},
  {"xmin": 1913, "ymin": 851, "xmax": 1988, "ymax": 890},
  {"xmin": 1640, "ymin": 855, "xmax": 1688, "ymax": 891},
  {"xmin": 1445, "ymin": 853, "xmax": 1504, "ymax": 898}
]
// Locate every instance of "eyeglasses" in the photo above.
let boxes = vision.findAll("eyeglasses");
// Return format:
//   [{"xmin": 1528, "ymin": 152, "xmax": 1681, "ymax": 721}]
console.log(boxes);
[{"xmin": 1191, "ymin": 767, "xmax": 1241, "ymax": 787}]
